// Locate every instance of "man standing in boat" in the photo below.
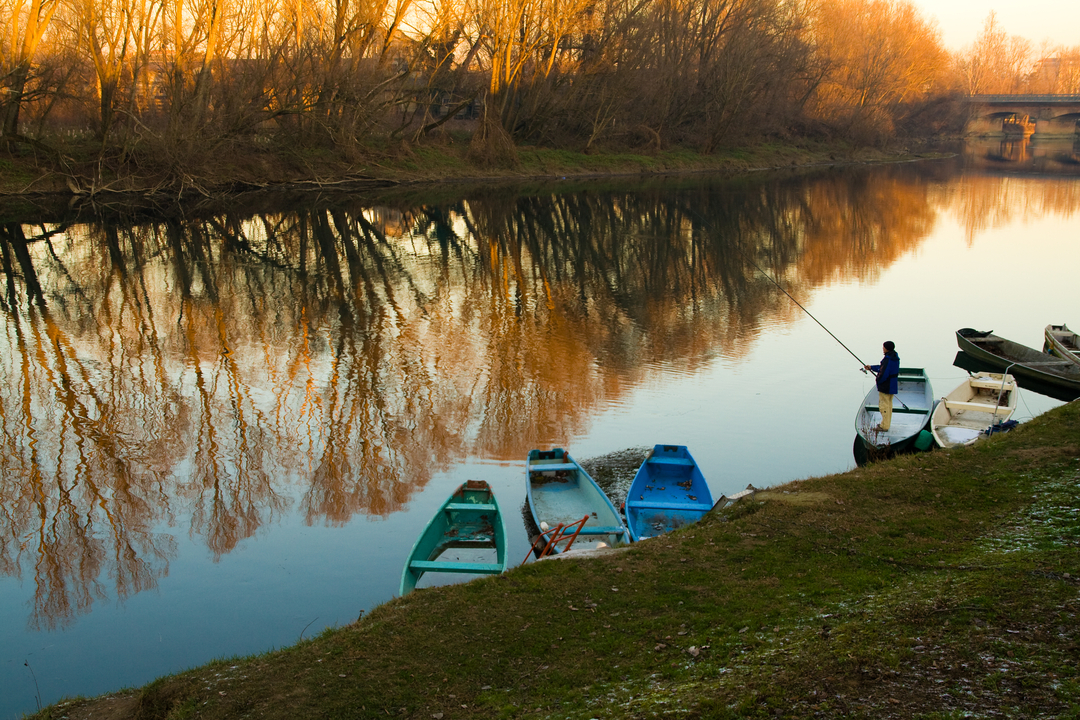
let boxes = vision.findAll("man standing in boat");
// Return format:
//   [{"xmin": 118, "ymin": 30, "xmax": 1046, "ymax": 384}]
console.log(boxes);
[{"xmin": 865, "ymin": 341, "xmax": 900, "ymax": 431}]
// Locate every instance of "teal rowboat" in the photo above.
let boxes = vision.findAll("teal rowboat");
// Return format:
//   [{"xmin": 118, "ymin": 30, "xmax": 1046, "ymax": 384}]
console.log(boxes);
[
  {"xmin": 399, "ymin": 480, "xmax": 507, "ymax": 595},
  {"xmin": 526, "ymin": 448, "xmax": 628, "ymax": 554}
]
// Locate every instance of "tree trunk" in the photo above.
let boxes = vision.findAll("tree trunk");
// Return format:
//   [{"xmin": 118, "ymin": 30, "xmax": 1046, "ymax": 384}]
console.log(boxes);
[{"xmin": 1, "ymin": 63, "xmax": 31, "ymax": 137}]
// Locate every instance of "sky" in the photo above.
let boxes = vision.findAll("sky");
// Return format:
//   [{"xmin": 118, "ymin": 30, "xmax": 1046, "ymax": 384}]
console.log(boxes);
[{"xmin": 909, "ymin": 0, "xmax": 1080, "ymax": 51}]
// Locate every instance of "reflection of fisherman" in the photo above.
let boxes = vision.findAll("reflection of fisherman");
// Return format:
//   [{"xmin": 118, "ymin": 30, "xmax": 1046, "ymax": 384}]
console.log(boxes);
[{"xmin": 864, "ymin": 341, "xmax": 899, "ymax": 431}]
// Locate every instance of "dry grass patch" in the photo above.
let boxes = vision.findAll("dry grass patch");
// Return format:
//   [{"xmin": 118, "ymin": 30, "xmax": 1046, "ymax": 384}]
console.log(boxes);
[{"xmin": 755, "ymin": 490, "xmax": 834, "ymax": 506}]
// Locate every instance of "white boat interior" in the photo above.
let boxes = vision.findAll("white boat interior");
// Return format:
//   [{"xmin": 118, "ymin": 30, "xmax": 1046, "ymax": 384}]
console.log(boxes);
[{"xmin": 931, "ymin": 372, "xmax": 1017, "ymax": 448}]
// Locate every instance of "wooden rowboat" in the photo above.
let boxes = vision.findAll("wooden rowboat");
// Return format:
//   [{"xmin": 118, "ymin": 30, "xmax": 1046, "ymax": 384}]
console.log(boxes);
[
  {"xmin": 854, "ymin": 367, "xmax": 934, "ymax": 455},
  {"xmin": 956, "ymin": 328, "xmax": 1080, "ymax": 399},
  {"xmin": 1044, "ymin": 324, "xmax": 1080, "ymax": 367},
  {"xmin": 930, "ymin": 372, "xmax": 1018, "ymax": 449},
  {"xmin": 399, "ymin": 480, "xmax": 507, "ymax": 595},
  {"xmin": 625, "ymin": 445, "xmax": 714, "ymax": 541},
  {"xmin": 526, "ymin": 448, "xmax": 628, "ymax": 554}
]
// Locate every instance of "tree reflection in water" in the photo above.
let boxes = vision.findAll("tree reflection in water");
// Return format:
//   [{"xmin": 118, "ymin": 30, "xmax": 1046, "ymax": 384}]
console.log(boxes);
[{"xmin": 1, "ymin": 165, "xmax": 1075, "ymax": 629}]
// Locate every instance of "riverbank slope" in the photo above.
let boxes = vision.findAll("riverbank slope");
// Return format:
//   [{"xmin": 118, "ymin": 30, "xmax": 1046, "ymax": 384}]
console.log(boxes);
[
  {"xmin": 0, "ymin": 138, "xmax": 941, "ymax": 200},
  {"xmin": 34, "ymin": 400, "xmax": 1079, "ymax": 720}
]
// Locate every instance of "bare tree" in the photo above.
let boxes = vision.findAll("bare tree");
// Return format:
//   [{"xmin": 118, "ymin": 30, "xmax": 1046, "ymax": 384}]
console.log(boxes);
[{"xmin": 0, "ymin": 0, "xmax": 61, "ymax": 137}]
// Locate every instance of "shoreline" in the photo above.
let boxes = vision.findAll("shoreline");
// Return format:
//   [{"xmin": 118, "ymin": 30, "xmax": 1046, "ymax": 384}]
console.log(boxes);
[
  {"xmin": 28, "ymin": 399, "xmax": 1079, "ymax": 720},
  {"xmin": 0, "ymin": 140, "xmax": 953, "ymax": 207}
]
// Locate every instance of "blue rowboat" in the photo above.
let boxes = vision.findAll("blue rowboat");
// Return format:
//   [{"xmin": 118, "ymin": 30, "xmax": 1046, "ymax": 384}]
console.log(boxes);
[
  {"xmin": 625, "ymin": 445, "xmax": 714, "ymax": 541},
  {"xmin": 400, "ymin": 480, "xmax": 507, "ymax": 595},
  {"xmin": 526, "ymin": 448, "xmax": 628, "ymax": 554},
  {"xmin": 854, "ymin": 367, "xmax": 935, "ymax": 457}
]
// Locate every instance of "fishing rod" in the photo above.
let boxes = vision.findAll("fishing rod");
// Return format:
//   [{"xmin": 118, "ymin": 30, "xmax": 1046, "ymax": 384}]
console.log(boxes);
[
  {"xmin": 685, "ymin": 206, "xmax": 908, "ymax": 409},
  {"xmin": 742, "ymin": 251, "xmax": 868, "ymax": 368},
  {"xmin": 737, "ymin": 248, "xmax": 911, "ymax": 411}
]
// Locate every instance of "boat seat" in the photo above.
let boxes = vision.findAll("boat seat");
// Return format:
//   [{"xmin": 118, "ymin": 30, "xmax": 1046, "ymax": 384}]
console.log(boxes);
[
  {"xmin": 529, "ymin": 462, "xmax": 578, "ymax": 472},
  {"xmin": 408, "ymin": 560, "xmax": 503, "ymax": 574},
  {"xmin": 864, "ymin": 405, "xmax": 928, "ymax": 414},
  {"xmin": 647, "ymin": 457, "xmax": 695, "ymax": 467},
  {"xmin": 968, "ymin": 378, "xmax": 1014, "ymax": 390},
  {"xmin": 627, "ymin": 500, "xmax": 712, "ymax": 512},
  {"xmin": 444, "ymin": 502, "xmax": 498, "ymax": 513},
  {"xmin": 574, "ymin": 526, "xmax": 627, "ymax": 536},
  {"xmin": 944, "ymin": 400, "xmax": 1010, "ymax": 414}
]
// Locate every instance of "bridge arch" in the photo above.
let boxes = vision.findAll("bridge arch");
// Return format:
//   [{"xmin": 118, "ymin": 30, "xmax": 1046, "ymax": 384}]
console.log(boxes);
[{"xmin": 965, "ymin": 95, "xmax": 1080, "ymax": 138}]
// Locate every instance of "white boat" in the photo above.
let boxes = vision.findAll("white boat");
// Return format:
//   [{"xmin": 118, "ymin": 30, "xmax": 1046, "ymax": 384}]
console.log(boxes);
[
  {"xmin": 1044, "ymin": 324, "xmax": 1080, "ymax": 367},
  {"xmin": 930, "ymin": 372, "xmax": 1018, "ymax": 449}
]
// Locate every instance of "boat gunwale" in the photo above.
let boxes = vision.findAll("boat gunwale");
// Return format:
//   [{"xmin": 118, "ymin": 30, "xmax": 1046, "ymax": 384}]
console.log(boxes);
[
  {"xmin": 854, "ymin": 367, "xmax": 935, "ymax": 450},
  {"xmin": 1044, "ymin": 323, "xmax": 1080, "ymax": 368},
  {"xmin": 930, "ymin": 372, "xmax": 1018, "ymax": 448}
]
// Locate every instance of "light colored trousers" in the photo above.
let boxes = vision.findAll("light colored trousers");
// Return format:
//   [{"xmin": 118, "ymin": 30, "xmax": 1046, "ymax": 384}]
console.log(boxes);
[{"xmin": 878, "ymin": 391, "xmax": 894, "ymax": 430}]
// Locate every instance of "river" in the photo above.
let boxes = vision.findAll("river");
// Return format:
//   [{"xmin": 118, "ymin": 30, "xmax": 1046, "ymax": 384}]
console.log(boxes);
[{"xmin": 1, "ymin": 142, "xmax": 1078, "ymax": 718}]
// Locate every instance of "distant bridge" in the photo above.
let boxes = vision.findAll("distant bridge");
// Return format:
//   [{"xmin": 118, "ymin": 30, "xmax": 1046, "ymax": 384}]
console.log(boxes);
[{"xmin": 965, "ymin": 95, "xmax": 1080, "ymax": 137}]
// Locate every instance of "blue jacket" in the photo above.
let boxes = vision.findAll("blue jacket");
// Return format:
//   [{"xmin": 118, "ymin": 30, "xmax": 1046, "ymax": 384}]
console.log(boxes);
[{"xmin": 870, "ymin": 351, "xmax": 900, "ymax": 394}]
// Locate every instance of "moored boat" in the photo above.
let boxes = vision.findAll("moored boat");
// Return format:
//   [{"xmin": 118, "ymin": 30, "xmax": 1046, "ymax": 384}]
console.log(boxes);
[
  {"xmin": 854, "ymin": 367, "xmax": 935, "ymax": 456},
  {"xmin": 625, "ymin": 445, "xmax": 714, "ymax": 541},
  {"xmin": 930, "ymin": 372, "xmax": 1018, "ymax": 448},
  {"xmin": 400, "ymin": 480, "xmax": 507, "ymax": 595},
  {"xmin": 956, "ymin": 328, "xmax": 1080, "ymax": 399},
  {"xmin": 526, "ymin": 448, "xmax": 628, "ymax": 554},
  {"xmin": 1044, "ymin": 324, "xmax": 1080, "ymax": 367}
]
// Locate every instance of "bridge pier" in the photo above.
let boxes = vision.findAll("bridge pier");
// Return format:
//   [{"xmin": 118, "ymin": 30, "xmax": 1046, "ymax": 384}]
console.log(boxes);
[{"xmin": 1032, "ymin": 115, "xmax": 1080, "ymax": 139}]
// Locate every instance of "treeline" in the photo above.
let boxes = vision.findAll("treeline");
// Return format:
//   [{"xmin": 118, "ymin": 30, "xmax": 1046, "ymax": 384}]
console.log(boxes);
[
  {"xmin": 0, "ymin": 0, "xmax": 1073, "ymax": 175},
  {"xmin": 956, "ymin": 12, "xmax": 1080, "ymax": 96}
]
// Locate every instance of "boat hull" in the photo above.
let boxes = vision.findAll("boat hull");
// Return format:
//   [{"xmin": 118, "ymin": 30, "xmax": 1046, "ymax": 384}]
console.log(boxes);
[
  {"xmin": 625, "ymin": 445, "xmax": 714, "ymax": 541},
  {"xmin": 930, "ymin": 372, "xmax": 1018, "ymax": 448},
  {"xmin": 526, "ymin": 448, "xmax": 628, "ymax": 554},
  {"xmin": 1044, "ymin": 323, "xmax": 1080, "ymax": 367},
  {"xmin": 400, "ymin": 480, "xmax": 507, "ymax": 595},
  {"xmin": 854, "ymin": 367, "xmax": 934, "ymax": 454},
  {"xmin": 956, "ymin": 328, "xmax": 1080, "ymax": 400}
]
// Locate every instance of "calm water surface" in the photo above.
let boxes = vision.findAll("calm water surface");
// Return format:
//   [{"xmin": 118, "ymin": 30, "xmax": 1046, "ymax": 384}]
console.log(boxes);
[{"xmin": 2, "ymin": 148, "xmax": 1079, "ymax": 718}]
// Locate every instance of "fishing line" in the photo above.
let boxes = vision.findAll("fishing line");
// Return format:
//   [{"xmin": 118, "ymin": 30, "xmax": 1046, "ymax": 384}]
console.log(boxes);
[
  {"xmin": 681, "ymin": 204, "xmax": 868, "ymax": 367},
  {"xmin": 741, "ymin": 251, "xmax": 867, "ymax": 368},
  {"xmin": 740, "ymin": 249, "xmax": 911, "ymax": 411},
  {"xmin": 686, "ymin": 207, "xmax": 910, "ymax": 409}
]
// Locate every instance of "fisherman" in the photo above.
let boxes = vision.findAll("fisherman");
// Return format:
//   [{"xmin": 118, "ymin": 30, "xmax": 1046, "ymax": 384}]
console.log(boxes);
[{"xmin": 864, "ymin": 341, "xmax": 900, "ymax": 431}]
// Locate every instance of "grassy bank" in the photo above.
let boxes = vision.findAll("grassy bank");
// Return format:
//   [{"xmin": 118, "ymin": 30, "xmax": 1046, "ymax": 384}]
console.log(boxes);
[
  {"xmin": 36, "ymin": 401, "xmax": 1079, "ymax": 720},
  {"xmin": 0, "ymin": 137, "xmax": 942, "ymax": 199}
]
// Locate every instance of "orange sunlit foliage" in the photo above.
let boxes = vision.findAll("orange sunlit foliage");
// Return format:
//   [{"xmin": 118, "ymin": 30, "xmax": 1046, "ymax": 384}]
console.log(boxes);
[
  {"xmin": 808, "ymin": 0, "xmax": 947, "ymax": 142},
  {"xmin": 952, "ymin": 11, "xmax": 1080, "ymax": 96},
  {"xmin": 1, "ymin": 0, "xmax": 951, "ymax": 161}
]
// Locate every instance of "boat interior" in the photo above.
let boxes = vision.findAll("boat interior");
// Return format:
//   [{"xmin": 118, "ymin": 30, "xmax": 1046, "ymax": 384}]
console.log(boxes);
[{"xmin": 860, "ymin": 376, "xmax": 932, "ymax": 444}]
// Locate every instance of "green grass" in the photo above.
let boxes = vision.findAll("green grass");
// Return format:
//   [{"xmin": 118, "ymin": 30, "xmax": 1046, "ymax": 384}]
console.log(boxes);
[{"xmin": 34, "ymin": 404, "xmax": 1079, "ymax": 720}]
